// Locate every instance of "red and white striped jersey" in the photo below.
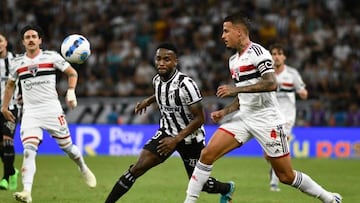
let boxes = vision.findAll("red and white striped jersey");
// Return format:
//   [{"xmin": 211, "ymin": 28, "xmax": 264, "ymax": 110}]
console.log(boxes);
[
  {"xmin": 9, "ymin": 50, "xmax": 70, "ymax": 114},
  {"xmin": 276, "ymin": 65, "xmax": 306, "ymax": 123},
  {"xmin": 228, "ymin": 42, "xmax": 284, "ymax": 125}
]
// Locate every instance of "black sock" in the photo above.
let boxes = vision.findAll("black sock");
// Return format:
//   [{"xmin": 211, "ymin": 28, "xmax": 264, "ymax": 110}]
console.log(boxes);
[
  {"xmin": 202, "ymin": 177, "xmax": 230, "ymax": 194},
  {"xmin": 105, "ymin": 170, "xmax": 136, "ymax": 203},
  {"xmin": 2, "ymin": 139, "xmax": 15, "ymax": 180}
]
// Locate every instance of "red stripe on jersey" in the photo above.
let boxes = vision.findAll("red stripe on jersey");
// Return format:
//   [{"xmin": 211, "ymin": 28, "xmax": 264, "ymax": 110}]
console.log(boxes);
[
  {"xmin": 17, "ymin": 63, "xmax": 54, "ymax": 73},
  {"xmin": 282, "ymin": 82, "xmax": 294, "ymax": 87},
  {"xmin": 239, "ymin": 65, "xmax": 256, "ymax": 72}
]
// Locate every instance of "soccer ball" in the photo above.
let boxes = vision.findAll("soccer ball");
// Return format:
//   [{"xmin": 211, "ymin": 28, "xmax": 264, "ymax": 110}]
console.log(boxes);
[{"xmin": 61, "ymin": 34, "xmax": 91, "ymax": 64}]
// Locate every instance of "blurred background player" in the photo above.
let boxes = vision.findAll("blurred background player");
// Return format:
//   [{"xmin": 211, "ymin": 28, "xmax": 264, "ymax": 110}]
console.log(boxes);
[
  {"xmin": 1, "ymin": 25, "xmax": 96, "ymax": 203},
  {"xmin": 0, "ymin": 33, "xmax": 19, "ymax": 191},
  {"xmin": 267, "ymin": 43, "xmax": 308, "ymax": 192},
  {"xmin": 105, "ymin": 43, "xmax": 234, "ymax": 203}
]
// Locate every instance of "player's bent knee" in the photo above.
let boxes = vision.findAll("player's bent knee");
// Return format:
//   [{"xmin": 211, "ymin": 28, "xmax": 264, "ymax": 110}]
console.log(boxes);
[{"xmin": 200, "ymin": 148, "xmax": 216, "ymax": 163}]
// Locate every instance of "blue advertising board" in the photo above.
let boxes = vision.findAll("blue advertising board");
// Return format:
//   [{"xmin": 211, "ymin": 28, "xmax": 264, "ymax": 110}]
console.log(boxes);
[{"xmin": 13, "ymin": 125, "xmax": 360, "ymax": 158}]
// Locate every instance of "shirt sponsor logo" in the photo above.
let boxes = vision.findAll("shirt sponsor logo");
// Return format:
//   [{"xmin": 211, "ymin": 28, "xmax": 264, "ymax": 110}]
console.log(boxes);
[{"xmin": 23, "ymin": 80, "xmax": 50, "ymax": 90}]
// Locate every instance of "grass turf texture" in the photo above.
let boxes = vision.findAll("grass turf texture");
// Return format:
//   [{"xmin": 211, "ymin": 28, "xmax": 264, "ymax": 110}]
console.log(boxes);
[{"xmin": 0, "ymin": 156, "xmax": 358, "ymax": 203}]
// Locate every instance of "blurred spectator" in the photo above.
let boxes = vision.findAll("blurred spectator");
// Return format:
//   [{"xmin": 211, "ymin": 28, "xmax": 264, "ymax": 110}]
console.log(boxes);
[
  {"xmin": 346, "ymin": 103, "xmax": 360, "ymax": 126},
  {"xmin": 309, "ymin": 101, "xmax": 328, "ymax": 126}
]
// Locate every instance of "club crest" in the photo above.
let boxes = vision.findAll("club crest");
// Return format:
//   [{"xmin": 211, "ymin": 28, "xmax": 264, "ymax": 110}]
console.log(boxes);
[{"xmin": 28, "ymin": 65, "xmax": 39, "ymax": 76}]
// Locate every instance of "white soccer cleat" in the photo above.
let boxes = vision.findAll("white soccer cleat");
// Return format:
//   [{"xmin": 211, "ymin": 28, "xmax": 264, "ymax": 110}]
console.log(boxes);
[
  {"xmin": 270, "ymin": 184, "xmax": 280, "ymax": 192},
  {"xmin": 13, "ymin": 190, "xmax": 32, "ymax": 203},
  {"xmin": 81, "ymin": 167, "xmax": 97, "ymax": 188},
  {"xmin": 330, "ymin": 193, "xmax": 342, "ymax": 203}
]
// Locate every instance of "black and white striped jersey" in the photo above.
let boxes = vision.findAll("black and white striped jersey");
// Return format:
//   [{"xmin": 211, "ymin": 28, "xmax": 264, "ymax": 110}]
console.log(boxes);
[
  {"xmin": 153, "ymin": 69, "xmax": 205, "ymax": 143},
  {"xmin": 0, "ymin": 51, "xmax": 18, "ymax": 110}
]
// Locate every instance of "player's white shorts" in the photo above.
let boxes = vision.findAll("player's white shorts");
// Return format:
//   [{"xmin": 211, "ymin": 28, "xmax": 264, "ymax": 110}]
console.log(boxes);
[
  {"xmin": 219, "ymin": 119, "xmax": 289, "ymax": 157},
  {"xmin": 20, "ymin": 112, "xmax": 72, "ymax": 146},
  {"xmin": 282, "ymin": 118, "xmax": 295, "ymax": 136}
]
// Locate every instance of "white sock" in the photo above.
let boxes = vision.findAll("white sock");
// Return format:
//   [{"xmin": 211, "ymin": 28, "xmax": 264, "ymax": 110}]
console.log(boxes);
[
  {"xmin": 22, "ymin": 148, "xmax": 37, "ymax": 193},
  {"xmin": 291, "ymin": 170, "xmax": 333, "ymax": 202},
  {"xmin": 270, "ymin": 168, "xmax": 279, "ymax": 186},
  {"xmin": 184, "ymin": 161, "xmax": 213, "ymax": 203},
  {"xmin": 63, "ymin": 145, "xmax": 87, "ymax": 171}
]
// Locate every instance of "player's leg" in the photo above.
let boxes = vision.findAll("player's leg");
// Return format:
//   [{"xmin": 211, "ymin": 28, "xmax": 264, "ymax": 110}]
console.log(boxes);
[
  {"xmin": 269, "ymin": 155, "xmax": 342, "ymax": 203},
  {"xmin": 259, "ymin": 124, "xmax": 342, "ymax": 203},
  {"xmin": 105, "ymin": 129, "xmax": 171, "ymax": 203},
  {"xmin": 267, "ymin": 121, "xmax": 293, "ymax": 192},
  {"xmin": 1, "ymin": 136, "xmax": 18, "ymax": 191},
  {"xmin": 178, "ymin": 139, "xmax": 235, "ymax": 203},
  {"xmin": 49, "ymin": 113, "xmax": 96, "ymax": 188},
  {"xmin": 1, "ymin": 108, "xmax": 20, "ymax": 191},
  {"xmin": 13, "ymin": 127, "xmax": 41, "ymax": 203},
  {"xmin": 177, "ymin": 140, "xmax": 233, "ymax": 194},
  {"xmin": 184, "ymin": 128, "xmax": 242, "ymax": 203}
]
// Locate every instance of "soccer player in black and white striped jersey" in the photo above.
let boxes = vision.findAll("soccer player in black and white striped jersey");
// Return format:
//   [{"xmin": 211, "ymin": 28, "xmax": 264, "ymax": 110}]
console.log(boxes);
[
  {"xmin": 105, "ymin": 43, "xmax": 234, "ymax": 203},
  {"xmin": 0, "ymin": 33, "xmax": 19, "ymax": 191}
]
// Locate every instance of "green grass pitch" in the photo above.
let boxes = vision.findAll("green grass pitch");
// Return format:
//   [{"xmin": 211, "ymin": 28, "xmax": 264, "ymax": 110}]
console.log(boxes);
[{"xmin": 1, "ymin": 156, "xmax": 358, "ymax": 202}]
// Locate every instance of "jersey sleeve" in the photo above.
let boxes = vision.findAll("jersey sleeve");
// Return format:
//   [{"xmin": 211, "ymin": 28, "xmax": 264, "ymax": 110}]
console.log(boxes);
[
  {"xmin": 292, "ymin": 69, "xmax": 306, "ymax": 92},
  {"xmin": 252, "ymin": 47, "xmax": 274, "ymax": 75},
  {"xmin": 180, "ymin": 77, "xmax": 202, "ymax": 105},
  {"xmin": 8, "ymin": 57, "xmax": 18, "ymax": 81},
  {"xmin": 52, "ymin": 51, "xmax": 71, "ymax": 72}
]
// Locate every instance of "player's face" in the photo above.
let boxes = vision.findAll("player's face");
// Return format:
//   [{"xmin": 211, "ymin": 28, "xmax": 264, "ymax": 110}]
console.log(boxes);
[
  {"xmin": 271, "ymin": 48, "xmax": 286, "ymax": 68},
  {"xmin": 0, "ymin": 34, "xmax": 8, "ymax": 56},
  {"xmin": 154, "ymin": 48, "xmax": 177, "ymax": 79},
  {"xmin": 222, "ymin": 22, "xmax": 247, "ymax": 48},
  {"xmin": 22, "ymin": 30, "xmax": 42, "ymax": 52}
]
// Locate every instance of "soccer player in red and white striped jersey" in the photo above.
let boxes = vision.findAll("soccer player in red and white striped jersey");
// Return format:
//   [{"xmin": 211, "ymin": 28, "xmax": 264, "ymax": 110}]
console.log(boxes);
[
  {"xmin": 1, "ymin": 25, "xmax": 96, "ymax": 203},
  {"xmin": 184, "ymin": 12, "xmax": 341, "ymax": 203}
]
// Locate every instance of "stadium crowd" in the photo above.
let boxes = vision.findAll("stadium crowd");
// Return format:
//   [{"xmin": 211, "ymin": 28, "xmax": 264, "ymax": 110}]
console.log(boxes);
[{"xmin": 1, "ymin": 0, "xmax": 359, "ymax": 126}]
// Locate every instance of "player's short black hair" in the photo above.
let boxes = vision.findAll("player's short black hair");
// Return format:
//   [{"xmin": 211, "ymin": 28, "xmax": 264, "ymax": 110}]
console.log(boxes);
[
  {"xmin": 269, "ymin": 43, "xmax": 286, "ymax": 55},
  {"xmin": 157, "ymin": 42, "xmax": 178, "ymax": 55},
  {"xmin": 20, "ymin": 25, "xmax": 44, "ymax": 39},
  {"xmin": 223, "ymin": 12, "xmax": 252, "ymax": 31}
]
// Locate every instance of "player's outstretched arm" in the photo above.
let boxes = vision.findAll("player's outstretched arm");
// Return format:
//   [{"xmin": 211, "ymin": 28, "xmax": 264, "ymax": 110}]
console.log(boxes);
[{"xmin": 135, "ymin": 95, "xmax": 156, "ymax": 115}]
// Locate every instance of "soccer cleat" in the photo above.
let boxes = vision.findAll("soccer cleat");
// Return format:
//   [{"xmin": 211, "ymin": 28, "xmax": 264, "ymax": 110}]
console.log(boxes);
[
  {"xmin": 0, "ymin": 179, "xmax": 9, "ymax": 190},
  {"xmin": 81, "ymin": 167, "xmax": 97, "ymax": 188},
  {"xmin": 219, "ymin": 181, "xmax": 235, "ymax": 203},
  {"xmin": 9, "ymin": 168, "xmax": 19, "ymax": 190},
  {"xmin": 270, "ymin": 184, "xmax": 280, "ymax": 192},
  {"xmin": 330, "ymin": 193, "xmax": 342, "ymax": 203},
  {"xmin": 13, "ymin": 190, "xmax": 32, "ymax": 203}
]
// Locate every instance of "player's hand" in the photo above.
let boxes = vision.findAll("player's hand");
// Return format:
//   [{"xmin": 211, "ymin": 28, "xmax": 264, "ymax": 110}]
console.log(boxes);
[
  {"xmin": 157, "ymin": 137, "xmax": 177, "ymax": 156},
  {"xmin": 1, "ymin": 108, "xmax": 15, "ymax": 123},
  {"xmin": 135, "ymin": 100, "xmax": 149, "ymax": 114},
  {"xmin": 66, "ymin": 89, "xmax": 77, "ymax": 109},
  {"xmin": 16, "ymin": 94, "xmax": 23, "ymax": 105},
  {"xmin": 216, "ymin": 85, "xmax": 237, "ymax": 98},
  {"xmin": 210, "ymin": 110, "xmax": 225, "ymax": 123}
]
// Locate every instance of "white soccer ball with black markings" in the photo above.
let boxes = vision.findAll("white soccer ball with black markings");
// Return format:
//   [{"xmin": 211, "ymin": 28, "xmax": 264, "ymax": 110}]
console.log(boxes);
[{"xmin": 61, "ymin": 34, "xmax": 91, "ymax": 64}]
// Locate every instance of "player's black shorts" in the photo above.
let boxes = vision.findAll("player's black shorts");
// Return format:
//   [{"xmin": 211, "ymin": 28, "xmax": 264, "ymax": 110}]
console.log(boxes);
[
  {"xmin": 143, "ymin": 128, "xmax": 205, "ymax": 177},
  {"xmin": 0, "ymin": 107, "xmax": 18, "ymax": 139}
]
